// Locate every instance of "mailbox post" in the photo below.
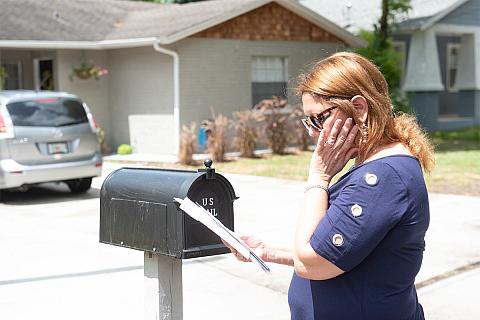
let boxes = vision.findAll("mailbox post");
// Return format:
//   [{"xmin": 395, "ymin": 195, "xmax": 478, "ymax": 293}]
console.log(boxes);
[
  {"xmin": 100, "ymin": 160, "xmax": 237, "ymax": 320},
  {"xmin": 144, "ymin": 253, "xmax": 183, "ymax": 320}
]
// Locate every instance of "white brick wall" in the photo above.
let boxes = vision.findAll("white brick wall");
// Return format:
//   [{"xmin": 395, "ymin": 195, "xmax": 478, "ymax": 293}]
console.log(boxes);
[
  {"xmin": 129, "ymin": 114, "xmax": 175, "ymax": 154},
  {"xmin": 176, "ymin": 38, "xmax": 345, "ymax": 127},
  {"xmin": 57, "ymin": 39, "xmax": 346, "ymax": 156},
  {"xmin": 56, "ymin": 49, "xmax": 111, "ymax": 144},
  {"xmin": 107, "ymin": 46, "xmax": 174, "ymax": 150}
]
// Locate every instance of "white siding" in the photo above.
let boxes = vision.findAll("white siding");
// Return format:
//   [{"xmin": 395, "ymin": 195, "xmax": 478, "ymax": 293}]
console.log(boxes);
[{"xmin": 440, "ymin": 0, "xmax": 480, "ymax": 26}]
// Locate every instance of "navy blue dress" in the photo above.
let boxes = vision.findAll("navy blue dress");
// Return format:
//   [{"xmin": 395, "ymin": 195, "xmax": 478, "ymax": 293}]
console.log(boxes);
[{"xmin": 288, "ymin": 155, "xmax": 429, "ymax": 320}]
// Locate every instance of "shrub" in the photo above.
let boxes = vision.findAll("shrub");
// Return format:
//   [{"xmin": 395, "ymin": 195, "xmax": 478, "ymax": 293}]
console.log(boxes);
[
  {"xmin": 255, "ymin": 96, "xmax": 290, "ymax": 155},
  {"xmin": 432, "ymin": 126, "xmax": 480, "ymax": 141},
  {"xmin": 290, "ymin": 104, "xmax": 312, "ymax": 151},
  {"xmin": 0, "ymin": 66, "xmax": 7, "ymax": 89},
  {"xmin": 178, "ymin": 122, "xmax": 197, "ymax": 165},
  {"xmin": 203, "ymin": 109, "xmax": 229, "ymax": 162},
  {"xmin": 354, "ymin": 0, "xmax": 413, "ymax": 114},
  {"xmin": 97, "ymin": 127, "xmax": 112, "ymax": 155},
  {"xmin": 232, "ymin": 110, "xmax": 258, "ymax": 158},
  {"xmin": 117, "ymin": 144, "xmax": 133, "ymax": 155}
]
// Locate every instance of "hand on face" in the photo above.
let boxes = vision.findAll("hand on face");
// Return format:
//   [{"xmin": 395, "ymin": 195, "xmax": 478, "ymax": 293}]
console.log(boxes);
[{"xmin": 308, "ymin": 117, "xmax": 359, "ymax": 183}]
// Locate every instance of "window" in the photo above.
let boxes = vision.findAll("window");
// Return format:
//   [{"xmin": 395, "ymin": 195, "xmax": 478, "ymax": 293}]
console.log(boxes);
[
  {"xmin": 6, "ymin": 98, "xmax": 88, "ymax": 127},
  {"xmin": 1, "ymin": 62, "xmax": 22, "ymax": 90},
  {"xmin": 393, "ymin": 41, "xmax": 406, "ymax": 86},
  {"xmin": 251, "ymin": 56, "xmax": 288, "ymax": 106},
  {"xmin": 446, "ymin": 43, "xmax": 460, "ymax": 91}
]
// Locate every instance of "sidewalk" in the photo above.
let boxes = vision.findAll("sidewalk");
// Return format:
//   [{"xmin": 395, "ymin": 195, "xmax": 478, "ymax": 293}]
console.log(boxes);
[
  {"xmin": 101, "ymin": 161, "xmax": 480, "ymax": 319},
  {"xmin": 0, "ymin": 160, "xmax": 478, "ymax": 319}
]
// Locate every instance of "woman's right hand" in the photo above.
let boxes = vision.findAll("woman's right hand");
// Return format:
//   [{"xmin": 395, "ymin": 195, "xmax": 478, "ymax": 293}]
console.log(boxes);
[{"xmin": 308, "ymin": 118, "xmax": 359, "ymax": 183}]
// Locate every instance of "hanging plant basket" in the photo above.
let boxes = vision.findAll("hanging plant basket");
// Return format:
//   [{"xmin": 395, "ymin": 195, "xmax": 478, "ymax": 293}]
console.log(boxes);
[
  {"xmin": 70, "ymin": 62, "xmax": 108, "ymax": 81},
  {"xmin": 74, "ymin": 68, "xmax": 92, "ymax": 80}
]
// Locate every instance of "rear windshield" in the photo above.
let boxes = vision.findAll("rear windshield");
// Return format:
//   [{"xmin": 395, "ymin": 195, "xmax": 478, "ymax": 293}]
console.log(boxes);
[{"xmin": 6, "ymin": 98, "xmax": 88, "ymax": 127}]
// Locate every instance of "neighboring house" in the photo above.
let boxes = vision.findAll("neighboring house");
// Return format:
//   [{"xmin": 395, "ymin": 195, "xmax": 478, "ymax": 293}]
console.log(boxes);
[
  {"xmin": 0, "ymin": 0, "xmax": 364, "ymax": 156},
  {"xmin": 302, "ymin": 0, "xmax": 480, "ymax": 130}
]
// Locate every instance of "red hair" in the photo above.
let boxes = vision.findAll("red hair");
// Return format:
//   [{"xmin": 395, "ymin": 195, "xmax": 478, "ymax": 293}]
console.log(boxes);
[{"xmin": 297, "ymin": 52, "xmax": 434, "ymax": 172}]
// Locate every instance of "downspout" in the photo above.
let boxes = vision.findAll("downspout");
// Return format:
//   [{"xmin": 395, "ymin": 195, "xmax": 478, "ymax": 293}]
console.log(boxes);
[{"xmin": 153, "ymin": 42, "xmax": 180, "ymax": 156}]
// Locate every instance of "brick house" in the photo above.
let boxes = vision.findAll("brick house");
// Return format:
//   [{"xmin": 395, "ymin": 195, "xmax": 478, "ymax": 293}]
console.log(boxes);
[{"xmin": 0, "ymin": 0, "xmax": 365, "ymax": 155}]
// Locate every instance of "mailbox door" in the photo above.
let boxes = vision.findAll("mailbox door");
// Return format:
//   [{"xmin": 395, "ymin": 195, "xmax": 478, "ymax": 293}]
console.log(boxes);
[{"xmin": 184, "ymin": 176, "xmax": 235, "ymax": 257}]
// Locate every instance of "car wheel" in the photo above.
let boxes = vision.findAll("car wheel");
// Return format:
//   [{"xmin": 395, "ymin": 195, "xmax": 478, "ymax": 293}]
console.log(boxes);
[
  {"xmin": 0, "ymin": 190, "xmax": 5, "ymax": 202},
  {"xmin": 66, "ymin": 178, "xmax": 92, "ymax": 193}
]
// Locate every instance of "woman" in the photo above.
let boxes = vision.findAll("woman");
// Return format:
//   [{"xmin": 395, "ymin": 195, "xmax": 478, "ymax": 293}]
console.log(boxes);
[{"xmin": 226, "ymin": 52, "xmax": 434, "ymax": 320}]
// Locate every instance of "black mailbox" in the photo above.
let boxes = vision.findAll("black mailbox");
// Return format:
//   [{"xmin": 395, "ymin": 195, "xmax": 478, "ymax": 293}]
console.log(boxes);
[{"xmin": 99, "ymin": 161, "xmax": 237, "ymax": 259}]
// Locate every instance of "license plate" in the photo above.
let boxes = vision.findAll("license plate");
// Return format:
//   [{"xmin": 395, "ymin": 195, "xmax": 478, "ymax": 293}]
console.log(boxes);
[{"xmin": 47, "ymin": 142, "xmax": 68, "ymax": 154}]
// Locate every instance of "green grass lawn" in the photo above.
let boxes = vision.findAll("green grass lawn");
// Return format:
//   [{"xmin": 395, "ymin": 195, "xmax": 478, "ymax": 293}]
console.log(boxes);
[
  {"xmin": 111, "ymin": 128, "xmax": 480, "ymax": 196},
  {"xmin": 425, "ymin": 140, "xmax": 480, "ymax": 195},
  {"xmin": 208, "ymin": 152, "xmax": 312, "ymax": 181},
  {"xmin": 168, "ymin": 139, "xmax": 480, "ymax": 196}
]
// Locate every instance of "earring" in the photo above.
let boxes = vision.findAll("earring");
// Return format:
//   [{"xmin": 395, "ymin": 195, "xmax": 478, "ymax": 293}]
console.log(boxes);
[{"xmin": 360, "ymin": 123, "xmax": 368, "ymax": 144}]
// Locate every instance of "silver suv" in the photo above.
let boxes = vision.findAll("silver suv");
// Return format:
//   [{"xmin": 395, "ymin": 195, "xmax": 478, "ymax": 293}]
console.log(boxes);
[{"xmin": 0, "ymin": 91, "xmax": 102, "ymax": 200}]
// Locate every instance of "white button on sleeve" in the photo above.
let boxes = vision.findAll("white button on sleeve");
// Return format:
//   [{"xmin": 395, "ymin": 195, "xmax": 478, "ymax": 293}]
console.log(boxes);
[
  {"xmin": 351, "ymin": 204, "xmax": 363, "ymax": 217},
  {"xmin": 332, "ymin": 233, "xmax": 344, "ymax": 246},
  {"xmin": 364, "ymin": 173, "xmax": 378, "ymax": 186}
]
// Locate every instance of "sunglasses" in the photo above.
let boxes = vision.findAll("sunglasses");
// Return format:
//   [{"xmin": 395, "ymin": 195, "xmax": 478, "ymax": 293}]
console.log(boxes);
[{"xmin": 301, "ymin": 106, "xmax": 338, "ymax": 132}]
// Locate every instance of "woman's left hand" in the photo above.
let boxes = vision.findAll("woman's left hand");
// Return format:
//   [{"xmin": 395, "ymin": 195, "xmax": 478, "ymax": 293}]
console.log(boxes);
[
  {"xmin": 308, "ymin": 118, "xmax": 359, "ymax": 183},
  {"xmin": 222, "ymin": 235, "xmax": 268, "ymax": 262}
]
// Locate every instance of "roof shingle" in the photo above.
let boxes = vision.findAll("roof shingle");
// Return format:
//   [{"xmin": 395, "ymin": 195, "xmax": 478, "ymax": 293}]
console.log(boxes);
[{"xmin": 0, "ymin": 0, "xmax": 255, "ymax": 41}]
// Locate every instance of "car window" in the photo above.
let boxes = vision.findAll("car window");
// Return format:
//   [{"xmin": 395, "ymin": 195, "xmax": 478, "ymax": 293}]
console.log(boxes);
[{"xmin": 6, "ymin": 98, "xmax": 88, "ymax": 127}]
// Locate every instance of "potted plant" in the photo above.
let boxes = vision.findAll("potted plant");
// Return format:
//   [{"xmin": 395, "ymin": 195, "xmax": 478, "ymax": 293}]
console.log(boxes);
[
  {"xmin": 70, "ymin": 61, "xmax": 108, "ymax": 81},
  {"xmin": 0, "ymin": 66, "xmax": 7, "ymax": 89}
]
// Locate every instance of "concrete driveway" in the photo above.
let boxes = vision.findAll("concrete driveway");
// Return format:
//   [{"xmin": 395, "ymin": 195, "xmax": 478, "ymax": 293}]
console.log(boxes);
[{"xmin": 0, "ymin": 162, "xmax": 479, "ymax": 319}]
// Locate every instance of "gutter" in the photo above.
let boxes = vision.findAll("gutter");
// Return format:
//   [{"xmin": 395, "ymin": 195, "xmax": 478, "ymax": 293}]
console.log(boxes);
[
  {"xmin": 0, "ymin": 38, "xmax": 159, "ymax": 49},
  {"xmin": 153, "ymin": 43, "xmax": 180, "ymax": 156}
]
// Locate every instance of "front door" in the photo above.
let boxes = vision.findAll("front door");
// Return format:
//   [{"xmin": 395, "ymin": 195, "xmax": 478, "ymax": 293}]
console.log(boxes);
[{"xmin": 34, "ymin": 58, "xmax": 55, "ymax": 91}]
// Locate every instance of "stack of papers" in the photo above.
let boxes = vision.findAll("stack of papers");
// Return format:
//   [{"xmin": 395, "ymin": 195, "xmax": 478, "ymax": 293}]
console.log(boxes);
[{"xmin": 174, "ymin": 197, "xmax": 270, "ymax": 273}]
